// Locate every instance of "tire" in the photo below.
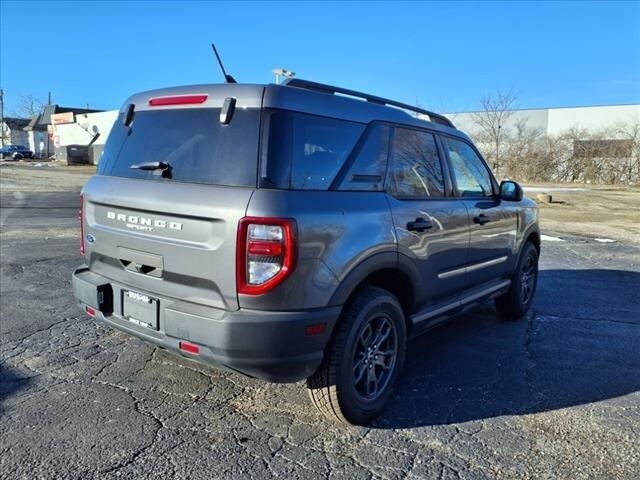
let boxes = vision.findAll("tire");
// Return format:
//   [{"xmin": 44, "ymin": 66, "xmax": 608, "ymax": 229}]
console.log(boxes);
[
  {"xmin": 306, "ymin": 286, "xmax": 407, "ymax": 425},
  {"xmin": 495, "ymin": 241, "xmax": 539, "ymax": 320}
]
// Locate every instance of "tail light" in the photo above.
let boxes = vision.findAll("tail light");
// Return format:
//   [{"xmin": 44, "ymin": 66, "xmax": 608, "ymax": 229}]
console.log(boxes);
[
  {"xmin": 236, "ymin": 217, "xmax": 296, "ymax": 295},
  {"xmin": 79, "ymin": 194, "xmax": 85, "ymax": 255}
]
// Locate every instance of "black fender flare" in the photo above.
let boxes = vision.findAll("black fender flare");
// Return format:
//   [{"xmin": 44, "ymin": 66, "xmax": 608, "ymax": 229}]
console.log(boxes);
[
  {"xmin": 509, "ymin": 224, "xmax": 541, "ymax": 273},
  {"xmin": 328, "ymin": 251, "xmax": 422, "ymax": 307},
  {"xmin": 521, "ymin": 224, "xmax": 541, "ymax": 253}
]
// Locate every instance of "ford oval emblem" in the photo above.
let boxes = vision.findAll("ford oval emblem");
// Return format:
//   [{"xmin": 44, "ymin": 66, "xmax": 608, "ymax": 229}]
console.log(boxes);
[{"xmin": 86, "ymin": 234, "xmax": 96, "ymax": 244}]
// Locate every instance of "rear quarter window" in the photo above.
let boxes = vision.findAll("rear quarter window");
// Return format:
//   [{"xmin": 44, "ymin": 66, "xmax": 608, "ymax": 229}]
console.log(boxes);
[
  {"xmin": 263, "ymin": 110, "xmax": 365, "ymax": 190},
  {"xmin": 334, "ymin": 123, "xmax": 390, "ymax": 191}
]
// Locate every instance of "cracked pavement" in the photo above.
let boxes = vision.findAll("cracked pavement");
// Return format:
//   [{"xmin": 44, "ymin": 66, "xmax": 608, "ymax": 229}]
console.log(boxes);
[{"xmin": 1, "ymin": 164, "xmax": 639, "ymax": 479}]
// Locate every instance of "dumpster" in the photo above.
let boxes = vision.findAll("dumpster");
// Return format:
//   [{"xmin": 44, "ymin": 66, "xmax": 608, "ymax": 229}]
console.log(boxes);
[{"xmin": 66, "ymin": 145, "xmax": 91, "ymax": 165}]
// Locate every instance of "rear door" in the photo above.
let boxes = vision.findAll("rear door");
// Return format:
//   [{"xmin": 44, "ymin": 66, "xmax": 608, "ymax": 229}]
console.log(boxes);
[
  {"xmin": 385, "ymin": 127, "xmax": 469, "ymax": 310},
  {"xmin": 441, "ymin": 136, "xmax": 517, "ymax": 286},
  {"xmin": 83, "ymin": 100, "xmax": 262, "ymax": 311}
]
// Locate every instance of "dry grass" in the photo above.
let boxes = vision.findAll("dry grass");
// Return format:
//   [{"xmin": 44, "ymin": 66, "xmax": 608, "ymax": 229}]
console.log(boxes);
[{"xmin": 527, "ymin": 184, "xmax": 640, "ymax": 244}]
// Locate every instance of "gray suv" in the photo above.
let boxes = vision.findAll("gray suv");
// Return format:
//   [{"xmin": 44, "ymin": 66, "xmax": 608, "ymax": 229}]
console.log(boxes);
[{"xmin": 72, "ymin": 79, "xmax": 540, "ymax": 425}]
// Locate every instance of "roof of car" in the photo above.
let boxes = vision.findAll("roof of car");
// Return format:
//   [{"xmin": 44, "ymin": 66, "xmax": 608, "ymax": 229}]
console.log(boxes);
[{"xmin": 124, "ymin": 80, "xmax": 467, "ymax": 140}]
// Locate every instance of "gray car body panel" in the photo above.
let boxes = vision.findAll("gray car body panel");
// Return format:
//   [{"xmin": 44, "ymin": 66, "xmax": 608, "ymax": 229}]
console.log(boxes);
[
  {"xmin": 73, "ymin": 80, "xmax": 539, "ymax": 382},
  {"xmin": 242, "ymin": 189, "xmax": 396, "ymax": 310},
  {"xmin": 83, "ymin": 175, "xmax": 252, "ymax": 311},
  {"xmin": 120, "ymin": 82, "xmax": 468, "ymax": 141},
  {"xmin": 121, "ymin": 84, "xmax": 266, "ymax": 112}
]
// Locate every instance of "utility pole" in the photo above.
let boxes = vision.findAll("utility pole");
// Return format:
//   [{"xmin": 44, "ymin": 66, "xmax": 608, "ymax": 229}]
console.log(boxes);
[
  {"xmin": 0, "ymin": 88, "xmax": 4, "ymax": 148},
  {"xmin": 47, "ymin": 91, "xmax": 52, "ymax": 158}
]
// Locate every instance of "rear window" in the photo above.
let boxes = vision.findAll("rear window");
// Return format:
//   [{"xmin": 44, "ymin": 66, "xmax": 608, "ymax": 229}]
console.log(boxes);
[
  {"xmin": 262, "ymin": 110, "xmax": 365, "ymax": 190},
  {"xmin": 98, "ymin": 108, "xmax": 260, "ymax": 187}
]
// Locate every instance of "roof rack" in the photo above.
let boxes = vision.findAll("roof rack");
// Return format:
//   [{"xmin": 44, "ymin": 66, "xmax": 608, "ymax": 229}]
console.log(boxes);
[{"xmin": 282, "ymin": 78, "xmax": 455, "ymax": 128}]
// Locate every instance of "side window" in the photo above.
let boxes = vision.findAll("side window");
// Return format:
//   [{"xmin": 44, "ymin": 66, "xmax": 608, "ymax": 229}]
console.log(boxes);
[
  {"xmin": 445, "ymin": 138, "xmax": 494, "ymax": 197},
  {"xmin": 336, "ymin": 124, "xmax": 390, "ymax": 191},
  {"xmin": 264, "ymin": 110, "xmax": 365, "ymax": 190},
  {"xmin": 386, "ymin": 128, "xmax": 445, "ymax": 198}
]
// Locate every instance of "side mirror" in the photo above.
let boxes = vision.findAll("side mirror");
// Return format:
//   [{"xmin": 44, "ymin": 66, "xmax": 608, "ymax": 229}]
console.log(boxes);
[{"xmin": 500, "ymin": 180, "xmax": 523, "ymax": 201}]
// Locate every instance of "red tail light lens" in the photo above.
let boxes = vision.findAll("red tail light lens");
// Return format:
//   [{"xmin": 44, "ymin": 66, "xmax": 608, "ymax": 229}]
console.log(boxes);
[
  {"xmin": 236, "ymin": 217, "xmax": 296, "ymax": 295},
  {"xmin": 148, "ymin": 94, "xmax": 208, "ymax": 106},
  {"xmin": 79, "ymin": 194, "xmax": 85, "ymax": 255}
]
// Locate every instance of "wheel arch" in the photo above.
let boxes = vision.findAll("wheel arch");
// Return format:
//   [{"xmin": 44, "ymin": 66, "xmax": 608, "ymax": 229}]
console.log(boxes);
[
  {"xmin": 525, "ymin": 229, "xmax": 541, "ymax": 253},
  {"xmin": 328, "ymin": 252, "xmax": 420, "ymax": 330}
]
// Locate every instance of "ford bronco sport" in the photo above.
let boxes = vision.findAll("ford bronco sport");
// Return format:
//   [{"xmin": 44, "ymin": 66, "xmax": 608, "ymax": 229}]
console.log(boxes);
[{"xmin": 73, "ymin": 79, "xmax": 540, "ymax": 425}]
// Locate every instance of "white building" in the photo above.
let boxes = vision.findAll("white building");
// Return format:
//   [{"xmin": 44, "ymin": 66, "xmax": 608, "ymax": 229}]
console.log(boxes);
[
  {"xmin": 53, "ymin": 110, "xmax": 118, "ymax": 148},
  {"xmin": 437, "ymin": 103, "xmax": 640, "ymax": 184},
  {"xmin": 1, "ymin": 117, "xmax": 30, "ymax": 147},
  {"xmin": 50, "ymin": 110, "xmax": 119, "ymax": 163},
  {"xmin": 442, "ymin": 104, "xmax": 640, "ymax": 138}
]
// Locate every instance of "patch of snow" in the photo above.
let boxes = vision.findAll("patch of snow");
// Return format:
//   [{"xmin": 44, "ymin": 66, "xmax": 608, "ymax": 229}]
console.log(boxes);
[
  {"xmin": 594, "ymin": 238, "xmax": 615, "ymax": 243},
  {"xmin": 541, "ymin": 234, "xmax": 564, "ymax": 242}
]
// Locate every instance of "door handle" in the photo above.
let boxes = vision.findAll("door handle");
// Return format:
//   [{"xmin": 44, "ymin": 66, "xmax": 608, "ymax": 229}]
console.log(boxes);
[
  {"xmin": 407, "ymin": 217, "xmax": 433, "ymax": 232},
  {"xmin": 473, "ymin": 214, "xmax": 491, "ymax": 225}
]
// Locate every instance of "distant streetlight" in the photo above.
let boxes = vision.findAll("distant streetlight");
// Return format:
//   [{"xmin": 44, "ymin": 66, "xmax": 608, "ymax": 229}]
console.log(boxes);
[{"xmin": 272, "ymin": 68, "xmax": 295, "ymax": 84}]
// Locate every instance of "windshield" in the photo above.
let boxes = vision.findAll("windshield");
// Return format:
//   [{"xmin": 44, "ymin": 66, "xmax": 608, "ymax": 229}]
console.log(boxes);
[{"xmin": 98, "ymin": 108, "xmax": 260, "ymax": 187}]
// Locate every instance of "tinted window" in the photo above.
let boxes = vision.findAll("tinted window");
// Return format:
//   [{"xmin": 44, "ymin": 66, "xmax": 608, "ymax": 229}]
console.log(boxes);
[
  {"xmin": 445, "ymin": 137, "xmax": 493, "ymax": 197},
  {"xmin": 99, "ymin": 108, "xmax": 260, "ymax": 187},
  {"xmin": 97, "ymin": 113, "xmax": 128, "ymax": 175},
  {"xmin": 264, "ymin": 111, "xmax": 365, "ymax": 190},
  {"xmin": 386, "ymin": 128, "xmax": 445, "ymax": 198},
  {"xmin": 336, "ymin": 124, "xmax": 390, "ymax": 191}
]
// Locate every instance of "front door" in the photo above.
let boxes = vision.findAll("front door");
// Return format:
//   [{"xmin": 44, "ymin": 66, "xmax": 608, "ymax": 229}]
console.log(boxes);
[
  {"xmin": 385, "ymin": 127, "xmax": 470, "ymax": 310},
  {"xmin": 441, "ymin": 136, "xmax": 517, "ymax": 287}
]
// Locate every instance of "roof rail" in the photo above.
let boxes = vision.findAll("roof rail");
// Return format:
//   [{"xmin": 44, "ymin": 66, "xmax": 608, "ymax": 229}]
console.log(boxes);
[{"xmin": 282, "ymin": 78, "xmax": 455, "ymax": 128}]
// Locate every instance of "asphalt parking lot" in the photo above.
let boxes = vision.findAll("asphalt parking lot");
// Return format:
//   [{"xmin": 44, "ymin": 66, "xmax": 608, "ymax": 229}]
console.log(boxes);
[{"xmin": 1, "ymin": 163, "xmax": 639, "ymax": 479}]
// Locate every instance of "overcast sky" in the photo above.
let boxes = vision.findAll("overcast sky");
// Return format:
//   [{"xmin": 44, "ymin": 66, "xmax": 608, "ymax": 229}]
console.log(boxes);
[{"xmin": 1, "ymin": 1, "xmax": 639, "ymax": 115}]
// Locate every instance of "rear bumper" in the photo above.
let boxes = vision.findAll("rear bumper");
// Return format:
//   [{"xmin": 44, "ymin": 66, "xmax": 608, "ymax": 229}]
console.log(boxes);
[{"xmin": 72, "ymin": 266, "xmax": 340, "ymax": 382}]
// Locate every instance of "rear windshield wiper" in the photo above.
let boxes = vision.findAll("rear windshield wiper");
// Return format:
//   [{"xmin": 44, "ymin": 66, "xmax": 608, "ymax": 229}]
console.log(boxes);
[{"xmin": 130, "ymin": 161, "xmax": 172, "ymax": 178}]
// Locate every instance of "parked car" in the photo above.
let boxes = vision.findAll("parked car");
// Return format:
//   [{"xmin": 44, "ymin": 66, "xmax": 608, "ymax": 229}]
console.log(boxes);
[
  {"xmin": 72, "ymin": 79, "xmax": 540, "ymax": 425},
  {"xmin": 0, "ymin": 144, "xmax": 35, "ymax": 160}
]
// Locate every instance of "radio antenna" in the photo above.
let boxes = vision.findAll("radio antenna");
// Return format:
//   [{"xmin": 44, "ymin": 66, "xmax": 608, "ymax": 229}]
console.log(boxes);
[{"xmin": 211, "ymin": 43, "xmax": 237, "ymax": 83}]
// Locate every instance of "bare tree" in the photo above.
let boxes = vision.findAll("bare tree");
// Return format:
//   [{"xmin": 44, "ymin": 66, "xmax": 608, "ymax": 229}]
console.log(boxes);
[
  {"xmin": 470, "ymin": 90, "xmax": 517, "ymax": 176},
  {"xmin": 503, "ymin": 118, "xmax": 543, "ymax": 179},
  {"xmin": 464, "ymin": 89, "xmax": 638, "ymax": 185},
  {"xmin": 11, "ymin": 94, "xmax": 46, "ymax": 119},
  {"xmin": 613, "ymin": 118, "xmax": 640, "ymax": 184}
]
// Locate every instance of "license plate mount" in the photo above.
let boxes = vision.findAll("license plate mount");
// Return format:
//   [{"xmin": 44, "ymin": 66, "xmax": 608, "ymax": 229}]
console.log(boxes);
[{"xmin": 122, "ymin": 290, "xmax": 159, "ymax": 330}]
